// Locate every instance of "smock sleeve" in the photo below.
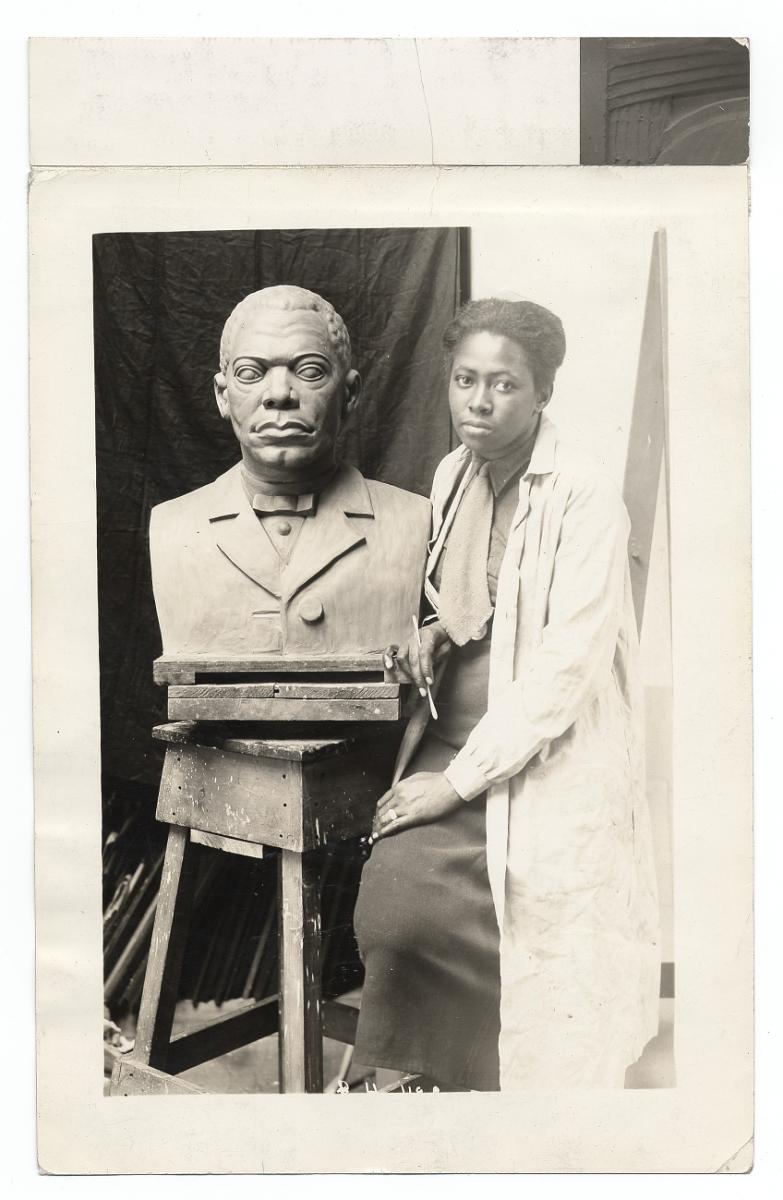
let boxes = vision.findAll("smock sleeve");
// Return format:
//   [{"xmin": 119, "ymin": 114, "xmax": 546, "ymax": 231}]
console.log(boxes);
[{"xmin": 444, "ymin": 475, "xmax": 631, "ymax": 801}]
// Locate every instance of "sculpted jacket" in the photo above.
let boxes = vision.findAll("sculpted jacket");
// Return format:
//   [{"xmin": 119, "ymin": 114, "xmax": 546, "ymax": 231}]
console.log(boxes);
[
  {"xmin": 427, "ymin": 415, "xmax": 661, "ymax": 1088},
  {"xmin": 149, "ymin": 462, "xmax": 430, "ymax": 657}
]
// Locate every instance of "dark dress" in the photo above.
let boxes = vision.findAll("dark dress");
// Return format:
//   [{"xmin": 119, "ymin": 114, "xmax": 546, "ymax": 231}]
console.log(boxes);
[{"xmin": 353, "ymin": 451, "xmax": 526, "ymax": 1091}]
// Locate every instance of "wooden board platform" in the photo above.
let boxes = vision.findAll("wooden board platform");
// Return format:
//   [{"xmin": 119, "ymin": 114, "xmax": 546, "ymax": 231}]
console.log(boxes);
[
  {"xmin": 166, "ymin": 681, "xmax": 401, "ymax": 722},
  {"xmin": 152, "ymin": 722, "xmax": 361, "ymax": 761},
  {"xmin": 154, "ymin": 653, "xmax": 394, "ymax": 685}
]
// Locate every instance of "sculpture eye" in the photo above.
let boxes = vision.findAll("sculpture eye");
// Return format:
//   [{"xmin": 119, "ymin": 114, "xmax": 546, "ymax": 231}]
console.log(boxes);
[
  {"xmin": 234, "ymin": 364, "xmax": 265, "ymax": 383},
  {"xmin": 297, "ymin": 362, "xmax": 327, "ymax": 382}
]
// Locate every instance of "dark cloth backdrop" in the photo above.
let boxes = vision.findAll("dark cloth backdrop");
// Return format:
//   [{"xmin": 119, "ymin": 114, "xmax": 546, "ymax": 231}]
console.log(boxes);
[{"xmin": 94, "ymin": 228, "xmax": 465, "ymax": 793}]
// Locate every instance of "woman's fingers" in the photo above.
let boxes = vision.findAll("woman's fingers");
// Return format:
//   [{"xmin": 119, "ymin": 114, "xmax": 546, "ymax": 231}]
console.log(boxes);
[
  {"xmin": 419, "ymin": 640, "xmax": 435, "ymax": 686},
  {"xmin": 385, "ymin": 644, "xmax": 412, "ymax": 683},
  {"xmin": 371, "ymin": 806, "xmax": 412, "ymax": 842},
  {"xmin": 375, "ymin": 791, "xmax": 402, "ymax": 820},
  {"xmin": 400, "ymin": 643, "xmax": 427, "ymax": 694},
  {"xmin": 384, "ymin": 631, "xmax": 449, "ymax": 695},
  {"xmin": 375, "ymin": 786, "xmax": 395, "ymax": 811},
  {"xmin": 420, "ymin": 635, "xmax": 448, "ymax": 684},
  {"xmin": 371, "ymin": 789, "xmax": 401, "ymax": 838},
  {"xmin": 371, "ymin": 783, "xmax": 408, "ymax": 840},
  {"xmin": 419, "ymin": 623, "xmax": 452, "ymax": 686},
  {"xmin": 382, "ymin": 644, "xmax": 398, "ymax": 671},
  {"xmin": 385, "ymin": 639, "xmax": 425, "ymax": 692}
]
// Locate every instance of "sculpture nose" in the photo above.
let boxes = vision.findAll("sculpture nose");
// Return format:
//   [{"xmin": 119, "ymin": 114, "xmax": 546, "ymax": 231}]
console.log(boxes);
[{"xmin": 262, "ymin": 366, "xmax": 298, "ymax": 409}]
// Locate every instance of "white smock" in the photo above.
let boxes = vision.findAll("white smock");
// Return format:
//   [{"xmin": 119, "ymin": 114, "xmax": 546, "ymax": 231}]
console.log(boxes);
[{"xmin": 427, "ymin": 415, "xmax": 661, "ymax": 1088}]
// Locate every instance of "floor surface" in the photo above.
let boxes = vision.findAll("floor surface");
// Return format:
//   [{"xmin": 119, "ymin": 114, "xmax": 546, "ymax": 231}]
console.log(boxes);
[{"xmin": 109, "ymin": 995, "xmax": 675, "ymax": 1094}]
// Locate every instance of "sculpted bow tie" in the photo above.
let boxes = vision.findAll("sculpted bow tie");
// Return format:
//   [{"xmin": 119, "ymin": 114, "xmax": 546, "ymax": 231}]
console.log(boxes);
[{"xmin": 250, "ymin": 492, "xmax": 316, "ymax": 516}]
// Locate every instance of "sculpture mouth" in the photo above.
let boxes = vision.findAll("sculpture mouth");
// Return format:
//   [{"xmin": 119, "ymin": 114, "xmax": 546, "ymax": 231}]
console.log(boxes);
[{"xmin": 250, "ymin": 420, "xmax": 314, "ymax": 437}]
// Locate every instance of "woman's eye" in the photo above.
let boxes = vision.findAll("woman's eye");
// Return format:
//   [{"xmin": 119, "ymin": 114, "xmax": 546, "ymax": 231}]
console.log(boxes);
[
  {"xmin": 454, "ymin": 374, "xmax": 473, "ymax": 387},
  {"xmin": 495, "ymin": 380, "xmax": 514, "ymax": 393},
  {"xmin": 234, "ymin": 366, "xmax": 264, "ymax": 383}
]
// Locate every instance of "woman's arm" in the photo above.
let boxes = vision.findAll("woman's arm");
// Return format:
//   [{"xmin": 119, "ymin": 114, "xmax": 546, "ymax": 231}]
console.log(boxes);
[{"xmin": 444, "ymin": 472, "xmax": 632, "ymax": 802}]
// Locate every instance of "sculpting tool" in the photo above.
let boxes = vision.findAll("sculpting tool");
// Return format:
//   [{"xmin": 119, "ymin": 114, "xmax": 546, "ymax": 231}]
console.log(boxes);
[{"xmin": 411, "ymin": 616, "xmax": 438, "ymax": 721}]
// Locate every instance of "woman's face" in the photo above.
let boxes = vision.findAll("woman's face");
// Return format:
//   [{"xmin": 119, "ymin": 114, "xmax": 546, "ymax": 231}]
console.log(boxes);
[{"xmin": 448, "ymin": 331, "xmax": 547, "ymax": 460}]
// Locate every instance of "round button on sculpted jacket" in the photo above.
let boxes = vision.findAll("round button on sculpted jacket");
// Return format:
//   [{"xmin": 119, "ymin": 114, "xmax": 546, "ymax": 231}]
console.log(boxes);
[{"xmin": 149, "ymin": 462, "xmax": 431, "ymax": 658}]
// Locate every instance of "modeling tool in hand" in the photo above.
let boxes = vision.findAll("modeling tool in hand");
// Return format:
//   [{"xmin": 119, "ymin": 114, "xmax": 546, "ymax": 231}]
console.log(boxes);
[{"xmin": 412, "ymin": 616, "xmax": 438, "ymax": 720}]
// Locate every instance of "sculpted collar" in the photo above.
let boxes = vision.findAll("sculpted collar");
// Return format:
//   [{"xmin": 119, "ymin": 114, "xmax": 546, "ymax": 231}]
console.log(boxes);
[
  {"xmin": 208, "ymin": 461, "xmax": 375, "ymax": 523},
  {"xmin": 207, "ymin": 462, "xmax": 376, "ymax": 602},
  {"xmin": 239, "ymin": 461, "xmax": 338, "ymax": 501}
]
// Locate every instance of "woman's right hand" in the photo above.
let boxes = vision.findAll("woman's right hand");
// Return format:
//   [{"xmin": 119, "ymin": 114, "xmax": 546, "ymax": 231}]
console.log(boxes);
[{"xmin": 383, "ymin": 620, "xmax": 452, "ymax": 696}]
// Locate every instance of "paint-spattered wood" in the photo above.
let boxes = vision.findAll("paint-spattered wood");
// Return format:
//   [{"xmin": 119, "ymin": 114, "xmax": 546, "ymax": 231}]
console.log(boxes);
[
  {"xmin": 167, "ymin": 693, "xmax": 400, "ymax": 722},
  {"xmin": 132, "ymin": 723, "xmax": 399, "ymax": 1092},
  {"xmin": 111, "ymin": 1057, "xmax": 204, "ymax": 1096},
  {"xmin": 166, "ymin": 996, "xmax": 279, "ymax": 1075},
  {"xmin": 190, "ymin": 828, "xmax": 265, "ymax": 859},
  {"xmin": 278, "ymin": 849, "xmax": 323, "ymax": 1093},
  {"xmin": 155, "ymin": 653, "xmax": 387, "ymax": 685},
  {"xmin": 152, "ymin": 721, "xmax": 356, "ymax": 761},
  {"xmin": 155, "ymin": 728, "xmax": 397, "ymax": 851},
  {"xmin": 322, "ymin": 1000, "xmax": 359, "ymax": 1046},
  {"xmin": 133, "ymin": 824, "xmax": 198, "ymax": 1069},
  {"xmin": 169, "ymin": 682, "xmax": 398, "ymax": 699},
  {"xmin": 301, "ymin": 738, "xmax": 398, "ymax": 848},
  {"xmin": 171, "ymin": 683, "xmax": 276, "ymax": 699},
  {"xmin": 157, "ymin": 744, "xmax": 304, "ymax": 850}
]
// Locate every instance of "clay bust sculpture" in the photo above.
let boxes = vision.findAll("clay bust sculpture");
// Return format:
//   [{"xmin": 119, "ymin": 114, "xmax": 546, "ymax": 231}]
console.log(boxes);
[{"xmin": 149, "ymin": 285, "xmax": 431, "ymax": 657}]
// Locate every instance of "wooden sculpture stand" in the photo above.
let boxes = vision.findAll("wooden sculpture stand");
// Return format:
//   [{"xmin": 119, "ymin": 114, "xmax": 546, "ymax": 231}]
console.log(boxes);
[
  {"xmin": 111, "ymin": 720, "xmax": 397, "ymax": 1096},
  {"xmin": 154, "ymin": 653, "xmax": 401, "ymax": 723}
]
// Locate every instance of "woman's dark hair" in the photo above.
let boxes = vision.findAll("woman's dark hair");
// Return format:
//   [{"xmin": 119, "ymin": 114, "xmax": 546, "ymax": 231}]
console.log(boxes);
[{"xmin": 442, "ymin": 298, "xmax": 566, "ymax": 395}]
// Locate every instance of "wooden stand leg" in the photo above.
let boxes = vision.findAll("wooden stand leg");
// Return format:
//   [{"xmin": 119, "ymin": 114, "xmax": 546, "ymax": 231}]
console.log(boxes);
[
  {"xmin": 133, "ymin": 824, "xmax": 198, "ymax": 1069},
  {"xmin": 277, "ymin": 849, "xmax": 323, "ymax": 1093}
]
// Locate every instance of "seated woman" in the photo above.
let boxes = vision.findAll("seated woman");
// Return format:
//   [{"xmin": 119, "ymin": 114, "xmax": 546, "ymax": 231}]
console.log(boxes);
[{"xmin": 353, "ymin": 297, "xmax": 660, "ymax": 1091}]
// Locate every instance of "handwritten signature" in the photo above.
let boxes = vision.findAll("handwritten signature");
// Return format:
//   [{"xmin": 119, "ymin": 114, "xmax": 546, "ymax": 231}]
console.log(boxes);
[{"xmin": 336, "ymin": 1079, "xmax": 440, "ymax": 1094}]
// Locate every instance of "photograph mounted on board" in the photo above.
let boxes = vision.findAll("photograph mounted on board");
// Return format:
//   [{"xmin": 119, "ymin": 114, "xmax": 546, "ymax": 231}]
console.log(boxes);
[{"xmin": 96, "ymin": 222, "xmax": 674, "ymax": 1098}]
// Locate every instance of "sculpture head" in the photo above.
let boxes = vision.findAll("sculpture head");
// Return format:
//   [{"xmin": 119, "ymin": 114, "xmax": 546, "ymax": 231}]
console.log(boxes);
[{"xmin": 214, "ymin": 285, "xmax": 361, "ymax": 483}]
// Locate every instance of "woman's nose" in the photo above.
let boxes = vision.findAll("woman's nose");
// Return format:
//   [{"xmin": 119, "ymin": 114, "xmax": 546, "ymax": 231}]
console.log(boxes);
[
  {"xmin": 262, "ymin": 367, "xmax": 298, "ymax": 408},
  {"xmin": 468, "ymin": 384, "xmax": 491, "ymax": 413}
]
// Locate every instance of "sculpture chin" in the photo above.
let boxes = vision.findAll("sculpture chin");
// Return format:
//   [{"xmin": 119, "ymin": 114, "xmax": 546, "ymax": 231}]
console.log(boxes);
[{"xmin": 242, "ymin": 439, "xmax": 335, "ymax": 476}]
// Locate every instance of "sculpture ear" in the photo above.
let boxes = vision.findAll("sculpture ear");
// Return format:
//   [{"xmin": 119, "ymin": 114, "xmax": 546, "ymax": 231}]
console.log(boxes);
[
  {"xmin": 343, "ymin": 369, "xmax": 361, "ymax": 417},
  {"xmin": 214, "ymin": 372, "xmax": 230, "ymax": 419}
]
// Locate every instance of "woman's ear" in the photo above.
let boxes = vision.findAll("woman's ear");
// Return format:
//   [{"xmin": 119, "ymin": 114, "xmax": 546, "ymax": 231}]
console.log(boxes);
[
  {"xmin": 536, "ymin": 384, "xmax": 553, "ymax": 412},
  {"xmin": 343, "ymin": 369, "xmax": 361, "ymax": 417},
  {"xmin": 214, "ymin": 372, "xmax": 230, "ymax": 419}
]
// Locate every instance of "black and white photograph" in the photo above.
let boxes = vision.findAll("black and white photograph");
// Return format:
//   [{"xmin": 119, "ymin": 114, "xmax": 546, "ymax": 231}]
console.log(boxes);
[{"xmin": 96, "ymin": 224, "xmax": 673, "ymax": 1098}]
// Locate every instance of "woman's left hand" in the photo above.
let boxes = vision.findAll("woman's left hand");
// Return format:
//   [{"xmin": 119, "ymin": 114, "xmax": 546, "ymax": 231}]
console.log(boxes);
[{"xmin": 370, "ymin": 772, "xmax": 463, "ymax": 842}]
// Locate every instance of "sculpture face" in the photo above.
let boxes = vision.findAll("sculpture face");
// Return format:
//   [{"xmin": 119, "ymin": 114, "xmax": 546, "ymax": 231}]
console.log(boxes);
[
  {"xmin": 215, "ymin": 307, "xmax": 360, "ymax": 481},
  {"xmin": 448, "ymin": 331, "xmax": 548, "ymax": 460}
]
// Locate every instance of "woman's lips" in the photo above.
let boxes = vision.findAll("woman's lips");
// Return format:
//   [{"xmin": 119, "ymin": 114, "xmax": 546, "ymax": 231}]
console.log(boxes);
[{"xmin": 461, "ymin": 420, "xmax": 494, "ymax": 433}]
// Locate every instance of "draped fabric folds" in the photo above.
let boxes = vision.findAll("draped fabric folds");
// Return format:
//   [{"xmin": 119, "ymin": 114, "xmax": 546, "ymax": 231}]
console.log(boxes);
[{"xmin": 94, "ymin": 227, "xmax": 463, "ymax": 791}]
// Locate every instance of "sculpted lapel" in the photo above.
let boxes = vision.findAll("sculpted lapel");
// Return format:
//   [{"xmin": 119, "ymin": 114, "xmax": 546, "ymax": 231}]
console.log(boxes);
[
  {"xmin": 283, "ymin": 467, "xmax": 373, "ymax": 603},
  {"xmin": 208, "ymin": 466, "xmax": 283, "ymax": 600}
]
